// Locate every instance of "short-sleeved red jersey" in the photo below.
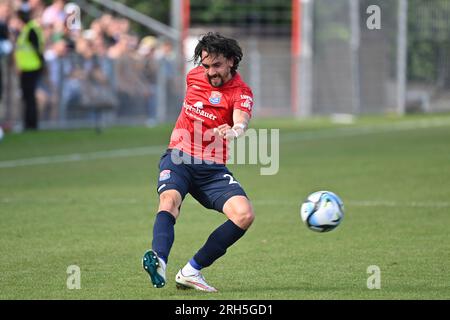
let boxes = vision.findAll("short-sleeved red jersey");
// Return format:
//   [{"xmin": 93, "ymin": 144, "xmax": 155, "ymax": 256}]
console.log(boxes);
[{"xmin": 168, "ymin": 66, "xmax": 253, "ymax": 164}]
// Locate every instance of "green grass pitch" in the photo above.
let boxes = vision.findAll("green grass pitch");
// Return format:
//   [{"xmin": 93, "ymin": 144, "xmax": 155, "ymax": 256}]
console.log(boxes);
[{"xmin": 0, "ymin": 113, "xmax": 449, "ymax": 299}]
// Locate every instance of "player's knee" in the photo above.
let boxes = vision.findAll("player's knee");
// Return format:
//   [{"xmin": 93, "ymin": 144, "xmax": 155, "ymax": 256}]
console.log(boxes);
[
  {"xmin": 234, "ymin": 207, "xmax": 255, "ymax": 230},
  {"xmin": 158, "ymin": 191, "xmax": 181, "ymax": 217},
  {"xmin": 244, "ymin": 209, "xmax": 255, "ymax": 228},
  {"xmin": 223, "ymin": 197, "xmax": 255, "ymax": 229}
]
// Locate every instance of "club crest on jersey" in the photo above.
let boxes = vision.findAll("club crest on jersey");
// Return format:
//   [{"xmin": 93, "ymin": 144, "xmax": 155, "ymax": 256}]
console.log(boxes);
[
  {"xmin": 159, "ymin": 170, "xmax": 171, "ymax": 181},
  {"xmin": 209, "ymin": 91, "xmax": 222, "ymax": 104}
]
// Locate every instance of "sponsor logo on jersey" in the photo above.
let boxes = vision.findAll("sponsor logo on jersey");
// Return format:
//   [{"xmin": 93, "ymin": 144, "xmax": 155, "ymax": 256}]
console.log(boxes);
[
  {"xmin": 209, "ymin": 91, "xmax": 222, "ymax": 104},
  {"xmin": 240, "ymin": 95, "xmax": 253, "ymax": 110},
  {"xmin": 183, "ymin": 101, "xmax": 217, "ymax": 121},
  {"xmin": 159, "ymin": 170, "xmax": 171, "ymax": 181}
]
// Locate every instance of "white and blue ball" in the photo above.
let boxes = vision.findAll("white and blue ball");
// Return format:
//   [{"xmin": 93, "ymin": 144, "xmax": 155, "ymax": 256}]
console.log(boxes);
[{"xmin": 300, "ymin": 191, "xmax": 344, "ymax": 232}]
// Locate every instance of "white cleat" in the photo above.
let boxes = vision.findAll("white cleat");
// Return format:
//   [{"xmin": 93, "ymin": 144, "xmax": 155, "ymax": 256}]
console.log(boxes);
[{"xmin": 175, "ymin": 269, "xmax": 218, "ymax": 292}]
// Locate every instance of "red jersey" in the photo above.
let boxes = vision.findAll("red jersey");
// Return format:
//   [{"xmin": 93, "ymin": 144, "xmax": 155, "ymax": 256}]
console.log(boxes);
[{"xmin": 168, "ymin": 66, "xmax": 253, "ymax": 164}]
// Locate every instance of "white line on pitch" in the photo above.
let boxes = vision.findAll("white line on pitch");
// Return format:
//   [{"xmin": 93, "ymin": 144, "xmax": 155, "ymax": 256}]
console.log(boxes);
[
  {"xmin": 249, "ymin": 199, "xmax": 450, "ymax": 208},
  {"xmin": 1, "ymin": 197, "xmax": 449, "ymax": 208},
  {"xmin": 1, "ymin": 117, "xmax": 449, "ymax": 169},
  {"xmin": 0, "ymin": 146, "xmax": 165, "ymax": 169},
  {"xmin": 346, "ymin": 200, "xmax": 450, "ymax": 208},
  {"xmin": 280, "ymin": 117, "xmax": 450, "ymax": 142}
]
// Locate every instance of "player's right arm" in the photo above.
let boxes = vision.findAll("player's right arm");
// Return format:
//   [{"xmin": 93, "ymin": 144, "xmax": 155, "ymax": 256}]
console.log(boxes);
[{"xmin": 215, "ymin": 109, "xmax": 250, "ymax": 140}]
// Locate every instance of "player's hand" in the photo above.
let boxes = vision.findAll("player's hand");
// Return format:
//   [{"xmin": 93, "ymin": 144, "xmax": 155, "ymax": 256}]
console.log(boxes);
[{"xmin": 214, "ymin": 124, "xmax": 233, "ymax": 139}]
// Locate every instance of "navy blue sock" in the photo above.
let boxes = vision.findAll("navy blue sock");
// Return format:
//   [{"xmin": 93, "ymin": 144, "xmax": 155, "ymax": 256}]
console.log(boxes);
[
  {"xmin": 151, "ymin": 211, "xmax": 176, "ymax": 264},
  {"xmin": 193, "ymin": 219, "xmax": 246, "ymax": 269}
]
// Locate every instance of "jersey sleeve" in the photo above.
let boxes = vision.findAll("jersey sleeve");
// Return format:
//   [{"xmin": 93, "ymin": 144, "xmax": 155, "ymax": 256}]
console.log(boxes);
[
  {"xmin": 233, "ymin": 87, "xmax": 254, "ymax": 118},
  {"xmin": 186, "ymin": 69, "xmax": 192, "ymax": 86}
]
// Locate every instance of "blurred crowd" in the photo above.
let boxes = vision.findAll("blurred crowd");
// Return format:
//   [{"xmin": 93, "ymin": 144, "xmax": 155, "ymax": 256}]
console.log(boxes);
[{"xmin": 0, "ymin": 0, "xmax": 177, "ymax": 129}]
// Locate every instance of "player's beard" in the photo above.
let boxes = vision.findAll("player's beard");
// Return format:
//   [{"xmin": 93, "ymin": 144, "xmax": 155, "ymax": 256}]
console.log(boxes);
[{"xmin": 208, "ymin": 72, "xmax": 230, "ymax": 87}]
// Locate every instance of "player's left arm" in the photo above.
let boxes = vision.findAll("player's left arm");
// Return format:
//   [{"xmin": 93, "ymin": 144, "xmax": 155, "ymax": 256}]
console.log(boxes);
[{"xmin": 216, "ymin": 109, "xmax": 250, "ymax": 140}]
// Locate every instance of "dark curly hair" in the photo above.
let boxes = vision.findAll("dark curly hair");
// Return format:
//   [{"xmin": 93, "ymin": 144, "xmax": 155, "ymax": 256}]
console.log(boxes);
[{"xmin": 193, "ymin": 32, "xmax": 243, "ymax": 75}]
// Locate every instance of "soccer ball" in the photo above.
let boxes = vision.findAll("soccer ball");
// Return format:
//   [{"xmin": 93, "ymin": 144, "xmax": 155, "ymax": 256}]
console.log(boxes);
[{"xmin": 300, "ymin": 191, "xmax": 344, "ymax": 232}]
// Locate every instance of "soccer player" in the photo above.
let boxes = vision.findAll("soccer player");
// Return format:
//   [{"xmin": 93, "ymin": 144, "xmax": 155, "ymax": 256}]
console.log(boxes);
[{"xmin": 143, "ymin": 32, "xmax": 254, "ymax": 292}]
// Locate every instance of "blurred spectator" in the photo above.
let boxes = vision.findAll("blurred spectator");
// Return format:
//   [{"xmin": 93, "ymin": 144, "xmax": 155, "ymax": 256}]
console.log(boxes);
[
  {"xmin": 41, "ymin": 0, "xmax": 65, "ymax": 27},
  {"xmin": 107, "ymin": 33, "xmax": 128, "ymax": 59},
  {"xmin": 40, "ymin": 38, "xmax": 66, "ymax": 120},
  {"xmin": 14, "ymin": 2, "xmax": 45, "ymax": 130},
  {"xmin": 138, "ymin": 35, "xmax": 157, "ymax": 57},
  {"xmin": 99, "ymin": 14, "xmax": 117, "ymax": 47},
  {"xmin": 4, "ymin": 1, "xmax": 178, "ymax": 127},
  {"xmin": 29, "ymin": 0, "xmax": 45, "ymax": 21},
  {"xmin": 107, "ymin": 32, "xmax": 146, "ymax": 116},
  {"xmin": 137, "ymin": 35, "xmax": 158, "ymax": 124},
  {"xmin": 0, "ymin": 1, "xmax": 12, "ymax": 103},
  {"xmin": 117, "ymin": 18, "xmax": 130, "ymax": 35}
]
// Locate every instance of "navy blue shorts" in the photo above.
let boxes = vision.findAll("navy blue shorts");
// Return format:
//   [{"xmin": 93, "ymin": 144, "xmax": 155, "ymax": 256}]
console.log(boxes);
[{"xmin": 156, "ymin": 149, "xmax": 248, "ymax": 213}]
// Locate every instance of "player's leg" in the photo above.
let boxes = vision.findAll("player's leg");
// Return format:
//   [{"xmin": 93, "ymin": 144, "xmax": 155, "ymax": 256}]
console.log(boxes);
[
  {"xmin": 221, "ymin": 195, "xmax": 255, "ymax": 229},
  {"xmin": 151, "ymin": 189, "xmax": 182, "ymax": 262},
  {"xmin": 185, "ymin": 195, "xmax": 254, "ymax": 270},
  {"xmin": 176, "ymin": 169, "xmax": 253, "ymax": 292},
  {"xmin": 143, "ymin": 151, "xmax": 190, "ymax": 288},
  {"xmin": 143, "ymin": 189, "xmax": 182, "ymax": 288}
]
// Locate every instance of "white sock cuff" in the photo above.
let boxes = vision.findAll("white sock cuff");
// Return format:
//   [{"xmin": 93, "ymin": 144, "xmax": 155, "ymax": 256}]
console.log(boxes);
[{"xmin": 182, "ymin": 262, "xmax": 200, "ymax": 276}]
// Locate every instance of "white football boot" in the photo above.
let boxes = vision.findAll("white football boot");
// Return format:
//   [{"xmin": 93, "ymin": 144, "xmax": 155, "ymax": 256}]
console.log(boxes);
[
  {"xmin": 175, "ymin": 269, "xmax": 218, "ymax": 292},
  {"xmin": 142, "ymin": 250, "xmax": 166, "ymax": 288}
]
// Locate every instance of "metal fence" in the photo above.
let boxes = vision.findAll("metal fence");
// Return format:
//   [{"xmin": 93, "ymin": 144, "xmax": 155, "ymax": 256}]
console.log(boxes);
[
  {"xmin": 191, "ymin": 0, "xmax": 450, "ymax": 118},
  {"xmin": 310, "ymin": 0, "xmax": 400, "ymax": 116},
  {"xmin": 189, "ymin": 0, "xmax": 401, "ymax": 118},
  {"xmin": 407, "ymin": 0, "xmax": 450, "ymax": 113}
]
